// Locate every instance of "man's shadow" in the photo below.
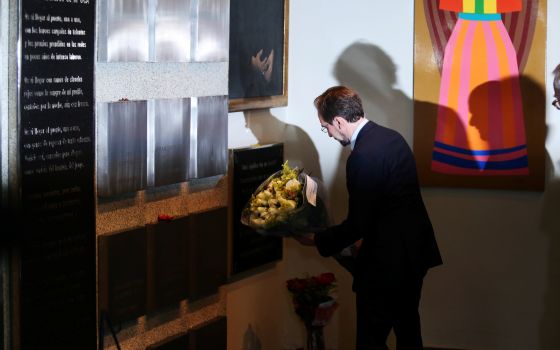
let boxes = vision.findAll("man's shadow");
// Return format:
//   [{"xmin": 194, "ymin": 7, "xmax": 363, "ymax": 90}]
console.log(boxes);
[
  {"xmin": 539, "ymin": 158, "xmax": 560, "ymax": 349},
  {"xmin": 467, "ymin": 76, "xmax": 546, "ymax": 189},
  {"xmin": 333, "ymin": 41, "xmax": 413, "ymax": 139},
  {"xmin": 539, "ymin": 116, "xmax": 560, "ymax": 349},
  {"xmin": 331, "ymin": 41, "xmax": 408, "ymax": 223},
  {"xmin": 469, "ymin": 77, "xmax": 559, "ymax": 348},
  {"xmin": 540, "ymin": 65, "xmax": 560, "ymax": 348},
  {"xmin": 243, "ymin": 109, "xmax": 323, "ymax": 182},
  {"xmin": 331, "ymin": 41, "xmax": 461, "ymax": 220}
]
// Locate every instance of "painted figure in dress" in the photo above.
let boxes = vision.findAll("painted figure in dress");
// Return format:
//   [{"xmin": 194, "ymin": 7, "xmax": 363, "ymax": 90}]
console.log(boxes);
[{"xmin": 425, "ymin": 0, "xmax": 538, "ymax": 175}]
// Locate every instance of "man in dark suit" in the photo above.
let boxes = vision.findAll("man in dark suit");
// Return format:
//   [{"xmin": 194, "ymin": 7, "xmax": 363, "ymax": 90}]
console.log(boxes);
[{"xmin": 295, "ymin": 86, "xmax": 442, "ymax": 349}]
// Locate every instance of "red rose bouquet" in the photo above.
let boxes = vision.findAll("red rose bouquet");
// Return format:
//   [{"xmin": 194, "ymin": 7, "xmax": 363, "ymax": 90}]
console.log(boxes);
[
  {"xmin": 286, "ymin": 273, "xmax": 338, "ymax": 349},
  {"xmin": 286, "ymin": 272, "xmax": 338, "ymax": 326}
]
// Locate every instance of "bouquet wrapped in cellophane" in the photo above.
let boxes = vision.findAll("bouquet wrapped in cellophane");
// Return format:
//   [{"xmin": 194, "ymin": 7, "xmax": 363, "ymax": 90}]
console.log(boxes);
[{"xmin": 240, "ymin": 161, "xmax": 329, "ymax": 236}]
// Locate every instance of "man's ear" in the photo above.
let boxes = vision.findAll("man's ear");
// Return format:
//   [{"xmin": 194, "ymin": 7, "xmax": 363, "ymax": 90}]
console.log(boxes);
[{"xmin": 334, "ymin": 116, "xmax": 343, "ymax": 129}]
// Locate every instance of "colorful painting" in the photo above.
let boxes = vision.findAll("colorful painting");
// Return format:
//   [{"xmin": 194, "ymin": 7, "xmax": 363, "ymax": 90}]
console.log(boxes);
[{"xmin": 413, "ymin": 0, "xmax": 546, "ymax": 190}]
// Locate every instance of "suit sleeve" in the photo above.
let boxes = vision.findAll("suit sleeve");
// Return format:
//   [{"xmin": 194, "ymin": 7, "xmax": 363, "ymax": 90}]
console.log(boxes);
[{"xmin": 314, "ymin": 150, "xmax": 384, "ymax": 257}]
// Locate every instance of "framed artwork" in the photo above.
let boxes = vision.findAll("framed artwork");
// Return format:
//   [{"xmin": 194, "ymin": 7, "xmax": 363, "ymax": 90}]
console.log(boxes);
[
  {"xmin": 228, "ymin": 0, "xmax": 289, "ymax": 112},
  {"xmin": 413, "ymin": 0, "xmax": 546, "ymax": 191}
]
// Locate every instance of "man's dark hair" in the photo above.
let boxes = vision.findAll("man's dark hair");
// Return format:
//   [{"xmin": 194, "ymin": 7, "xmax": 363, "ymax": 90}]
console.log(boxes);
[
  {"xmin": 314, "ymin": 86, "xmax": 364, "ymax": 123},
  {"xmin": 553, "ymin": 64, "xmax": 560, "ymax": 96}
]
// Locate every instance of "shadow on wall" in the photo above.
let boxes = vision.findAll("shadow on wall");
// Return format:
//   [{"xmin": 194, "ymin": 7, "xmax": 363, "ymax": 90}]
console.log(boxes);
[
  {"xmin": 539, "ymin": 147, "xmax": 560, "ymax": 348},
  {"xmin": 541, "ymin": 65, "xmax": 560, "ymax": 348},
  {"xmin": 242, "ymin": 324, "xmax": 262, "ymax": 350},
  {"xmin": 333, "ymin": 40, "xmax": 413, "ymax": 139},
  {"xmin": 540, "ymin": 69, "xmax": 560, "ymax": 348},
  {"xmin": 415, "ymin": 74, "xmax": 545, "ymax": 189},
  {"xmin": 243, "ymin": 109, "xmax": 323, "ymax": 183},
  {"xmin": 329, "ymin": 41, "xmax": 414, "ymax": 223}
]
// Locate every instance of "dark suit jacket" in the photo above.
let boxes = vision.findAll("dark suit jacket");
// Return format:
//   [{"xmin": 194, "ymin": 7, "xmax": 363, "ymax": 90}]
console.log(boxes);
[{"xmin": 315, "ymin": 121, "xmax": 442, "ymax": 293}]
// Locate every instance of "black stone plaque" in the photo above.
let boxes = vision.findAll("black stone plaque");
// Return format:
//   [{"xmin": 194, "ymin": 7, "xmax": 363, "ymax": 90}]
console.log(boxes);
[
  {"xmin": 146, "ymin": 332, "xmax": 190, "ymax": 350},
  {"xmin": 231, "ymin": 144, "xmax": 283, "ymax": 274},
  {"xmin": 188, "ymin": 207, "xmax": 228, "ymax": 302},
  {"xmin": 98, "ymin": 227, "xmax": 147, "ymax": 325},
  {"xmin": 146, "ymin": 317, "xmax": 226, "ymax": 350},
  {"xmin": 19, "ymin": 0, "xmax": 96, "ymax": 348},
  {"xmin": 146, "ymin": 216, "xmax": 189, "ymax": 313},
  {"xmin": 192, "ymin": 317, "xmax": 227, "ymax": 349}
]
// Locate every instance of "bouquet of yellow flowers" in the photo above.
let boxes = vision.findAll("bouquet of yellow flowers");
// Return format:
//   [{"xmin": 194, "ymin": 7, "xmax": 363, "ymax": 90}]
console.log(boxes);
[{"xmin": 240, "ymin": 161, "xmax": 329, "ymax": 236}]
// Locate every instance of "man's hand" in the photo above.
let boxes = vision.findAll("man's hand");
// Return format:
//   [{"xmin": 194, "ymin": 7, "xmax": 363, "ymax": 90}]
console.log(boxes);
[{"xmin": 293, "ymin": 232, "xmax": 315, "ymax": 246}]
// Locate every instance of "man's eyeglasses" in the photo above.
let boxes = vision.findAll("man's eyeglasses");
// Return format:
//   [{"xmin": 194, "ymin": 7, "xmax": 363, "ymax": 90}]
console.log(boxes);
[
  {"xmin": 553, "ymin": 98, "xmax": 560, "ymax": 110},
  {"xmin": 321, "ymin": 123, "xmax": 330, "ymax": 133}
]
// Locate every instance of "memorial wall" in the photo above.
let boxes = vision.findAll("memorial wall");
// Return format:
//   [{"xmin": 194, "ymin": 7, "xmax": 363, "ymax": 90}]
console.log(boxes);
[
  {"xmin": 5, "ymin": 0, "xmax": 231, "ymax": 348},
  {"xmin": 1, "ymin": 0, "xmax": 287, "ymax": 347},
  {"xmin": 94, "ymin": 0, "xmax": 229, "ymax": 348}
]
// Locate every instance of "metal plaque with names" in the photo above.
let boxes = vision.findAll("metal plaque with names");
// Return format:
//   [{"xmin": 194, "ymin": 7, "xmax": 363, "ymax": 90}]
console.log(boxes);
[
  {"xmin": 155, "ymin": 0, "xmax": 192, "ymax": 61},
  {"xmin": 195, "ymin": 0, "xmax": 229, "ymax": 62},
  {"xmin": 189, "ymin": 96, "xmax": 228, "ymax": 179},
  {"xmin": 149, "ymin": 98, "xmax": 190, "ymax": 187},
  {"xmin": 98, "ymin": 0, "xmax": 149, "ymax": 62},
  {"xmin": 231, "ymin": 143, "xmax": 284, "ymax": 274},
  {"xmin": 97, "ymin": 101, "xmax": 147, "ymax": 197}
]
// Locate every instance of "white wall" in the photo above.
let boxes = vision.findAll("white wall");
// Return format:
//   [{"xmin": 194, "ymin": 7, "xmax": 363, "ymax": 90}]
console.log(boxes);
[{"xmin": 227, "ymin": 1, "xmax": 560, "ymax": 349}]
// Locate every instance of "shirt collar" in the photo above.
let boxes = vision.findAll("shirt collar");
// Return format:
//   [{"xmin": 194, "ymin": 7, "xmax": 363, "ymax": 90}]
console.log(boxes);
[{"xmin": 350, "ymin": 119, "xmax": 368, "ymax": 150}]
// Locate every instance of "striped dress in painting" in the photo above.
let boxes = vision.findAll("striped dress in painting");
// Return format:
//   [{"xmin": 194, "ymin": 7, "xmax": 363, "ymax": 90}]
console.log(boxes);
[{"xmin": 432, "ymin": 0, "xmax": 528, "ymax": 175}]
